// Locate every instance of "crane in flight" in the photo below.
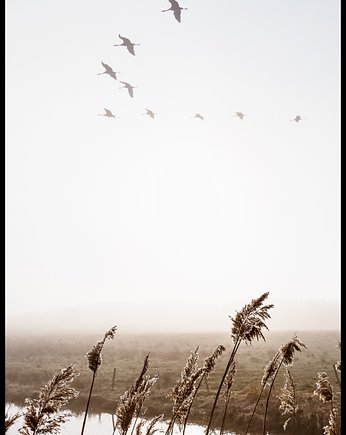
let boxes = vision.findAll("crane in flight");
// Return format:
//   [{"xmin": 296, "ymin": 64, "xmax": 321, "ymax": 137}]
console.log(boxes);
[
  {"xmin": 98, "ymin": 108, "xmax": 116, "ymax": 118},
  {"xmin": 119, "ymin": 81, "xmax": 136, "ymax": 98},
  {"xmin": 97, "ymin": 62, "xmax": 120, "ymax": 80},
  {"xmin": 233, "ymin": 112, "xmax": 246, "ymax": 120},
  {"xmin": 161, "ymin": 0, "xmax": 187, "ymax": 23},
  {"xmin": 143, "ymin": 108, "xmax": 156, "ymax": 119},
  {"xmin": 113, "ymin": 34, "xmax": 140, "ymax": 56},
  {"xmin": 291, "ymin": 115, "xmax": 303, "ymax": 123},
  {"xmin": 193, "ymin": 113, "xmax": 204, "ymax": 120}
]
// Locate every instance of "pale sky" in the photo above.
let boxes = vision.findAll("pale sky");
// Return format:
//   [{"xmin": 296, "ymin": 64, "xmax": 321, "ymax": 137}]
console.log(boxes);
[{"xmin": 5, "ymin": 0, "xmax": 340, "ymax": 334}]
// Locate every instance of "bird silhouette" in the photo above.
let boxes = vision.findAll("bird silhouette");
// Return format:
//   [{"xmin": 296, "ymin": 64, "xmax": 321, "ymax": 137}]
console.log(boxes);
[
  {"xmin": 97, "ymin": 62, "xmax": 120, "ymax": 80},
  {"xmin": 113, "ymin": 34, "xmax": 140, "ymax": 56},
  {"xmin": 233, "ymin": 112, "xmax": 246, "ymax": 120},
  {"xmin": 162, "ymin": 0, "xmax": 187, "ymax": 23},
  {"xmin": 291, "ymin": 115, "xmax": 303, "ymax": 123},
  {"xmin": 193, "ymin": 113, "xmax": 204, "ymax": 120},
  {"xmin": 98, "ymin": 108, "xmax": 116, "ymax": 118},
  {"xmin": 143, "ymin": 108, "xmax": 156, "ymax": 119},
  {"xmin": 119, "ymin": 81, "xmax": 136, "ymax": 98}
]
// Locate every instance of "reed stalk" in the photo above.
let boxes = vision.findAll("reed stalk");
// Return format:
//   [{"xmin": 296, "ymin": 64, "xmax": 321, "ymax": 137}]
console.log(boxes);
[
  {"xmin": 219, "ymin": 362, "xmax": 236, "ymax": 435},
  {"xmin": 205, "ymin": 292, "xmax": 274, "ymax": 435},
  {"xmin": 81, "ymin": 325, "xmax": 117, "ymax": 435}
]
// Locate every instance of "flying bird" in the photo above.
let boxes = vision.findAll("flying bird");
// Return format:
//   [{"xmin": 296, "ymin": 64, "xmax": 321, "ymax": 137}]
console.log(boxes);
[
  {"xmin": 119, "ymin": 81, "xmax": 136, "ymax": 98},
  {"xmin": 162, "ymin": 0, "xmax": 187, "ymax": 23},
  {"xmin": 97, "ymin": 62, "xmax": 120, "ymax": 80},
  {"xmin": 113, "ymin": 34, "xmax": 140, "ymax": 56},
  {"xmin": 98, "ymin": 108, "xmax": 116, "ymax": 118},
  {"xmin": 233, "ymin": 112, "xmax": 246, "ymax": 120},
  {"xmin": 291, "ymin": 115, "xmax": 303, "ymax": 123},
  {"xmin": 193, "ymin": 113, "xmax": 204, "ymax": 120},
  {"xmin": 143, "ymin": 108, "xmax": 156, "ymax": 119}
]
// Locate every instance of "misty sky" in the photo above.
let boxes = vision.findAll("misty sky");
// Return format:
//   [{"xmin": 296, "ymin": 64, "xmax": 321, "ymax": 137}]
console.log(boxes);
[{"xmin": 5, "ymin": 0, "xmax": 340, "ymax": 334}]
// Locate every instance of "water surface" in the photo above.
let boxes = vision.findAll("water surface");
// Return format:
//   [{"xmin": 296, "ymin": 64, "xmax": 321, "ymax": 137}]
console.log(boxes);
[{"xmin": 5, "ymin": 404, "xmax": 236, "ymax": 434}]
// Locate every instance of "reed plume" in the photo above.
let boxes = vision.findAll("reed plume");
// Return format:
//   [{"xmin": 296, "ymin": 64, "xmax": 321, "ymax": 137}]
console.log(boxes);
[
  {"xmin": 323, "ymin": 407, "xmax": 339, "ymax": 435},
  {"xmin": 130, "ymin": 373, "xmax": 160, "ymax": 435},
  {"xmin": 313, "ymin": 372, "xmax": 334, "ymax": 403},
  {"xmin": 166, "ymin": 346, "xmax": 204, "ymax": 435},
  {"xmin": 19, "ymin": 364, "xmax": 79, "ymax": 435},
  {"xmin": 182, "ymin": 345, "xmax": 226, "ymax": 435},
  {"xmin": 314, "ymin": 372, "xmax": 340, "ymax": 434},
  {"xmin": 262, "ymin": 334, "xmax": 306, "ymax": 435},
  {"xmin": 81, "ymin": 325, "xmax": 117, "ymax": 435},
  {"xmin": 277, "ymin": 367, "xmax": 297, "ymax": 431},
  {"xmin": 262, "ymin": 350, "xmax": 282, "ymax": 388},
  {"xmin": 202, "ymin": 345, "xmax": 227, "ymax": 376},
  {"xmin": 244, "ymin": 333, "xmax": 306, "ymax": 435},
  {"xmin": 115, "ymin": 354, "xmax": 159, "ymax": 435},
  {"xmin": 205, "ymin": 292, "xmax": 273, "ymax": 435}
]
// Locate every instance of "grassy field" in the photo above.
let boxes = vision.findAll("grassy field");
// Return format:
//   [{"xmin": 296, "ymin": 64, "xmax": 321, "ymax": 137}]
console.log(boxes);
[{"xmin": 5, "ymin": 329, "xmax": 340, "ymax": 434}]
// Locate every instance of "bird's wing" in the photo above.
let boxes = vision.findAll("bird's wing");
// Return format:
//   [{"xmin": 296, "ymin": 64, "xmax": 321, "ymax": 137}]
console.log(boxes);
[
  {"xmin": 101, "ymin": 61, "xmax": 107, "ymax": 69},
  {"xmin": 173, "ymin": 8, "xmax": 181, "ymax": 22},
  {"xmin": 119, "ymin": 35, "xmax": 130, "ymax": 44},
  {"xmin": 128, "ymin": 87, "xmax": 134, "ymax": 98},
  {"xmin": 169, "ymin": 0, "xmax": 180, "ymax": 7},
  {"xmin": 127, "ymin": 44, "xmax": 135, "ymax": 55}
]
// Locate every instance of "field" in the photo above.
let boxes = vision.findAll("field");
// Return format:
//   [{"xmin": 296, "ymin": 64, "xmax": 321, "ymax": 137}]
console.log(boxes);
[{"xmin": 5, "ymin": 329, "xmax": 340, "ymax": 434}]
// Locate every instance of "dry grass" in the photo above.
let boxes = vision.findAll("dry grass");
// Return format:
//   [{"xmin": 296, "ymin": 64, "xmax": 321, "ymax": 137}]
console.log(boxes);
[
  {"xmin": 18, "ymin": 365, "xmax": 79, "ymax": 435},
  {"xmin": 5, "ymin": 295, "xmax": 341, "ymax": 435}
]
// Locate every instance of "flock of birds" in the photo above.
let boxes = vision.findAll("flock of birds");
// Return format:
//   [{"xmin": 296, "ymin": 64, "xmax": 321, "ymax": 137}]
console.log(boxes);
[
  {"xmin": 97, "ymin": 33, "xmax": 153, "ymax": 119},
  {"xmin": 97, "ymin": 1, "xmax": 303, "ymax": 124}
]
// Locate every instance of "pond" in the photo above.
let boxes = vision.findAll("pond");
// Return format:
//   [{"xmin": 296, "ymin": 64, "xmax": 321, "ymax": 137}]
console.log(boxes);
[{"xmin": 5, "ymin": 404, "xmax": 236, "ymax": 434}]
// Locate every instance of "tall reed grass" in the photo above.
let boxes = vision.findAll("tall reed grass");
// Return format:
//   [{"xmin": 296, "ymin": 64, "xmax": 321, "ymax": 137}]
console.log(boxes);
[
  {"xmin": 81, "ymin": 325, "xmax": 117, "ymax": 435},
  {"xmin": 5, "ymin": 294, "xmax": 341, "ymax": 435},
  {"xmin": 18, "ymin": 364, "xmax": 79, "ymax": 435}
]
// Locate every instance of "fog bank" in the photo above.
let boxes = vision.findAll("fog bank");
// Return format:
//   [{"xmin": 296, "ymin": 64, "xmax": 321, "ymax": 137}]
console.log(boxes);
[{"xmin": 5, "ymin": 297, "xmax": 340, "ymax": 335}]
